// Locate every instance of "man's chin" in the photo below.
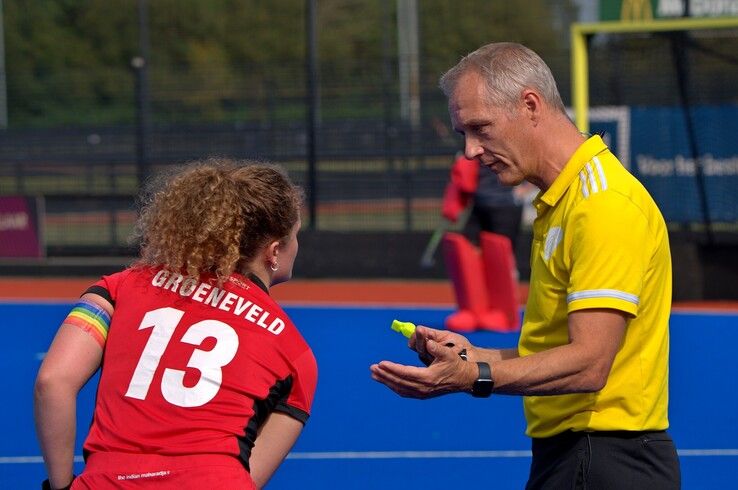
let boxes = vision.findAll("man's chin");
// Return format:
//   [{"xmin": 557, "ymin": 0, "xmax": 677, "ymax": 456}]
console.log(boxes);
[{"xmin": 495, "ymin": 173, "xmax": 520, "ymax": 187}]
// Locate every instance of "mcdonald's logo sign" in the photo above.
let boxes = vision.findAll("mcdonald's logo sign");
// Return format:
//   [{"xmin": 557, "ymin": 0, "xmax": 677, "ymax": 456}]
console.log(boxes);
[
  {"xmin": 600, "ymin": 0, "xmax": 738, "ymax": 21},
  {"xmin": 621, "ymin": 0, "xmax": 653, "ymax": 20}
]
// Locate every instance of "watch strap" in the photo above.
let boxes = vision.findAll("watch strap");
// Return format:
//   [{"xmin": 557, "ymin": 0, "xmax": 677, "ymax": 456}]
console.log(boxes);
[{"xmin": 471, "ymin": 361, "xmax": 494, "ymax": 398}]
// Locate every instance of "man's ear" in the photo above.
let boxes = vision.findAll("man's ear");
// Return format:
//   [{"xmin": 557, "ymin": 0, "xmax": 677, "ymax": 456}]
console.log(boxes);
[{"xmin": 521, "ymin": 89, "xmax": 542, "ymax": 123}]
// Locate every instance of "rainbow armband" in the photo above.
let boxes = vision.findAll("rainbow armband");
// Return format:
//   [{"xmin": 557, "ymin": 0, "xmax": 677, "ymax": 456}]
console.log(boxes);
[{"xmin": 63, "ymin": 299, "xmax": 111, "ymax": 349}]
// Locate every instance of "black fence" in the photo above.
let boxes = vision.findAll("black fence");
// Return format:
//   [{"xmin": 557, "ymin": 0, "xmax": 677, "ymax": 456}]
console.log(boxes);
[{"xmin": 1, "ymin": 2, "xmax": 737, "ymax": 300}]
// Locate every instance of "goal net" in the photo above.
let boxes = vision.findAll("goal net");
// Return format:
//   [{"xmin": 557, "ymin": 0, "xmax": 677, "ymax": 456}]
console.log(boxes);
[{"xmin": 571, "ymin": 17, "xmax": 738, "ymax": 239}]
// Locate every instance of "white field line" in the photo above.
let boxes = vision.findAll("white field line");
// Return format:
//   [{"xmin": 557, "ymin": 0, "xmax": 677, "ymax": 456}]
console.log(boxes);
[{"xmin": 3, "ymin": 449, "xmax": 738, "ymax": 464}]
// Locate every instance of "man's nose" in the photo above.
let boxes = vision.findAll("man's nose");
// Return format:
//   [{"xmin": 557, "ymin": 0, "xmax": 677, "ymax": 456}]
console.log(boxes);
[{"xmin": 464, "ymin": 138, "xmax": 483, "ymax": 160}]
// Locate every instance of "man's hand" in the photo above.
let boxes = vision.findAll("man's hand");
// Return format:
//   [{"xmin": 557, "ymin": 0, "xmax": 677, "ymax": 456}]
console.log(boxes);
[
  {"xmin": 371, "ymin": 328, "xmax": 478, "ymax": 399},
  {"xmin": 410, "ymin": 325, "xmax": 475, "ymax": 365}
]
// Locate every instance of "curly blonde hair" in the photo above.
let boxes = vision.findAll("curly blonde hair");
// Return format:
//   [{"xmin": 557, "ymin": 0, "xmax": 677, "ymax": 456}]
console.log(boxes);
[{"xmin": 134, "ymin": 157, "xmax": 303, "ymax": 282}]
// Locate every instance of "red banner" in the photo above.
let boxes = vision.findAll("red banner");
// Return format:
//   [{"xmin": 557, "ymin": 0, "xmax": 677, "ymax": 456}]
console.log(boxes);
[{"xmin": 0, "ymin": 196, "xmax": 44, "ymax": 258}]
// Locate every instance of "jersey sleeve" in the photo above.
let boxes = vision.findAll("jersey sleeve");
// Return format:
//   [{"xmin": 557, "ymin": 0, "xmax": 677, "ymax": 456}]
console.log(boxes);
[
  {"xmin": 274, "ymin": 348, "xmax": 318, "ymax": 424},
  {"xmin": 84, "ymin": 269, "xmax": 131, "ymax": 306},
  {"xmin": 566, "ymin": 192, "xmax": 652, "ymax": 317}
]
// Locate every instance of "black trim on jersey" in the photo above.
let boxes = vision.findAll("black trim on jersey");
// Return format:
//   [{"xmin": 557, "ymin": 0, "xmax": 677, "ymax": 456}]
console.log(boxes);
[
  {"xmin": 247, "ymin": 273, "xmax": 269, "ymax": 294},
  {"xmin": 237, "ymin": 375, "xmax": 294, "ymax": 471},
  {"xmin": 274, "ymin": 402, "xmax": 309, "ymax": 424},
  {"xmin": 82, "ymin": 285, "xmax": 114, "ymax": 306}
]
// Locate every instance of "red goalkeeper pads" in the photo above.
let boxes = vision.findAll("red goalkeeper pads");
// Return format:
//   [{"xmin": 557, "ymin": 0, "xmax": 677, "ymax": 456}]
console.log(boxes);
[{"xmin": 441, "ymin": 155, "xmax": 479, "ymax": 222}]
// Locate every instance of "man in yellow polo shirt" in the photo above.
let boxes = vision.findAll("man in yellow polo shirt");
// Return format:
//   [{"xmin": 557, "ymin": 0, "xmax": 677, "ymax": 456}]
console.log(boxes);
[{"xmin": 370, "ymin": 42, "xmax": 679, "ymax": 489}]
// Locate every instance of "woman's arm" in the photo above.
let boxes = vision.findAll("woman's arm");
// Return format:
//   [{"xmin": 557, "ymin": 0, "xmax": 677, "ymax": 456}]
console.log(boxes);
[
  {"xmin": 248, "ymin": 412, "xmax": 304, "ymax": 489},
  {"xmin": 34, "ymin": 293, "xmax": 111, "ymax": 489}
]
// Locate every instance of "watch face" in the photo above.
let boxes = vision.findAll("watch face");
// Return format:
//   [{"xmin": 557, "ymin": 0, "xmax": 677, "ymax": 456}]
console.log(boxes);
[{"xmin": 472, "ymin": 379, "xmax": 493, "ymax": 397}]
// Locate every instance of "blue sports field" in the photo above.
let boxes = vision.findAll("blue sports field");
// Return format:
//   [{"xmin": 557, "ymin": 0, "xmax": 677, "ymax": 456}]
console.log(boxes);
[{"xmin": 2, "ymin": 302, "xmax": 737, "ymax": 488}]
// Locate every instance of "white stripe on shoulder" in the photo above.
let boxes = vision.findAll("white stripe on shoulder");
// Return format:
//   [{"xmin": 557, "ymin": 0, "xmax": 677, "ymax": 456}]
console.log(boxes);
[
  {"xmin": 579, "ymin": 171, "xmax": 590, "ymax": 198},
  {"xmin": 567, "ymin": 289, "xmax": 639, "ymax": 305},
  {"xmin": 593, "ymin": 156, "xmax": 608, "ymax": 191},
  {"xmin": 586, "ymin": 163, "xmax": 599, "ymax": 194}
]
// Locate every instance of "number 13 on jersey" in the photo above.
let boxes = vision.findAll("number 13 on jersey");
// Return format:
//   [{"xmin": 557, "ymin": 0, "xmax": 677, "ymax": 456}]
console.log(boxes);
[{"xmin": 124, "ymin": 307, "xmax": 239, "ymax": 408}]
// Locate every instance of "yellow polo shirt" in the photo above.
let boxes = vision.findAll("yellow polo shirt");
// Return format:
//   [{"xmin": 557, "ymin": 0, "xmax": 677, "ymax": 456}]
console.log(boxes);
[{"xmin": 520, "ymin": 135, "xmax": 672, "ymax": 438}]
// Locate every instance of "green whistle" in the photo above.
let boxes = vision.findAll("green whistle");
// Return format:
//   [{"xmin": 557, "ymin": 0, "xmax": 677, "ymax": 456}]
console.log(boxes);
[{"xmin": 391, "ymin": 319, "xmax": 416, "ymax": 338}]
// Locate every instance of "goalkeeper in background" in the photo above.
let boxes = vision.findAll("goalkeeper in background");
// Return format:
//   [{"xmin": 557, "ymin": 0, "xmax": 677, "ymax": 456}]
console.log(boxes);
[
  {"xmin": 439, "ymin": 152, "xmax": 525, "ymax": 332},
  {"xmin": 443, "ymin": 151, "xmax": 523, "ymax": 250}
]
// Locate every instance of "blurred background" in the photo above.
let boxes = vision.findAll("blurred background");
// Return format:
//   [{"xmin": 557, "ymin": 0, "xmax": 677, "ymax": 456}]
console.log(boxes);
[
  {"xmin": 0, "ymin": 0, "xmax": 736, "ymax": 300},
  {"xmin": 2, "ymin": 4, "xmax": 736, "ymax": 488}
]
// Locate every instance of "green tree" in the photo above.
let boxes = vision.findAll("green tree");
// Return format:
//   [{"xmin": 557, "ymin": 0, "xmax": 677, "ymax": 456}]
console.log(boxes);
[{"xmin": 3, "ymin": 0, "xmax": 577, "ymax": 127}]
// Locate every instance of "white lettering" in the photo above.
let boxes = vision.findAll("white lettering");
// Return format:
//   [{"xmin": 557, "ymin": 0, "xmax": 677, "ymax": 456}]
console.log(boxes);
[
  {"xmin": 192, "ymin": 282, "xmax": 211, "ymax": 302},
  {"xmin": 658, "ymin": 0, "xmax": 685, "ymax": 17},
  {"xmin": 117, "ymin": 470, "xmax": 171, "ymax": 480},
  {"xmin": 219, "ymin": 292, "xmax": 238, "ymax": 311},
  {"xmin": 234, "ymin": 297, "xmax": 253, "ymax": 316},
  {"xmin": 0, "ymin": 212, "xmax": 29, "ymax": 231},
  {"xmin": 245, "ymin": 304, "xmax": 263, "ymax": 322},
  {"xmin": 257, "ymin": 310, "xmax": 271, "ymax": 328},
  {"xmin": 204, "ymin": 287, "xmax": 227, "ymax": 307},
  {"xmin": 637, "ymin": 155, "xmax": 674, "ymax": 176},
  {"xmin": 163, "ymin": 273, "xmax": 184, "ymax": 292},
  {"xmin": 675, "ymin": 155, "xmax": 696, "ymax": 176},
  {"xmin": 693, "ymin": 0, "xmax": 738, "ymax": 16},
  {"xmin": 149, "ymin": 274, "xmax": 286, "ymax": 335},
  {"xmin": 703, "ymin": 154, "xmax": 738, "ymax": 175},
  {"xmin": 179, "ymin": 278, "xmax": 198, "ymax": 297},
  {"xmin": 267, "ymin": 318, "xmax": 285, "ymax": 335},
  {"xmin": 658, "ymin": 0, "xmax": 738, "ymax": 17},
  {"xmin": 151, "ymin": 269, "xmax": 169, "ymax": 287},
  {"xmin": 637, "ymin": 153, "xmax": 738, "ymax": 176}
]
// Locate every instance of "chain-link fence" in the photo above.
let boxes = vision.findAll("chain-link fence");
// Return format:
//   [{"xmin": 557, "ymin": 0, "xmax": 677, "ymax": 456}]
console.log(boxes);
[{"xmin": 0, "ymin": 1, "xmax": 736, "ymax": 292}]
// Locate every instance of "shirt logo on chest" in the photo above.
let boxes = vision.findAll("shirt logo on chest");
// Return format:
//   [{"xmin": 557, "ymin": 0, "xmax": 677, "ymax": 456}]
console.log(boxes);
[{"xmin": 543, "ymin": 226, "xmax": 563, "ymax": 261}]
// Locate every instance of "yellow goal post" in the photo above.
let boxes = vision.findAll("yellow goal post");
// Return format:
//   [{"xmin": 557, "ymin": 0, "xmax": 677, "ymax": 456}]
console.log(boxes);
[{"xmin": 570, "ymin": 16, "xmax": 738, "ymax": 133}]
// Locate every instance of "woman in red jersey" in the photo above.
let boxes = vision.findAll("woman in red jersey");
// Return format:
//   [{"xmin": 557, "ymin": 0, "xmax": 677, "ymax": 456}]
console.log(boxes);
[{"xmin": 34, "ymin": 158, "xmax": 318, "ymax": 490}]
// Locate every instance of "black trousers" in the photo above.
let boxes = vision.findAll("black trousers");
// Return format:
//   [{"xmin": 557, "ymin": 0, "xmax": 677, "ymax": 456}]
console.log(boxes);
[
  {"xmin": 465, "ymin": 204, "xmax": 523, "ymax": 250},
  {"xmin": 526, "ymin": 430, "xmax": 681, "ymax": 490}
]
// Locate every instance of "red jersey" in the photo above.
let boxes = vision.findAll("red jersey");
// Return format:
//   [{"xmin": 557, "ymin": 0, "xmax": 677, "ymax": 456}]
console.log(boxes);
[{"xmin": 82, "ymin": 267, "xmax": 317, "ymax": 472}]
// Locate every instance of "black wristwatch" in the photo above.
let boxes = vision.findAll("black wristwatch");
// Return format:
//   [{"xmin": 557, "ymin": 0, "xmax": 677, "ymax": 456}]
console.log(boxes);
[{"xmin": 471, "ymin": 361, "xmax": 494, "ymax": 398}]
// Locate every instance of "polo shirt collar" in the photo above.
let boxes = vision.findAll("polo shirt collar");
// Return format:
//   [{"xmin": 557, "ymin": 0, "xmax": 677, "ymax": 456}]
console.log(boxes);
[{"xmin": 538, "ymin": 135, "xmax": 607, "ymax": 208}]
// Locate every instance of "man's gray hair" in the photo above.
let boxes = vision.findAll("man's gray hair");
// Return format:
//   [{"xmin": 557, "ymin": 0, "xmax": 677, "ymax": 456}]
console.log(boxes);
[{"xmin": 439, "ymin": 42, "xmax": 566, "ymax": 114}]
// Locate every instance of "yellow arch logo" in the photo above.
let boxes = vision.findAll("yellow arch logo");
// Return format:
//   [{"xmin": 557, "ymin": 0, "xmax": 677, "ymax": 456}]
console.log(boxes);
[{"xmin": 621, "ymin": 0, "xmax": 653, "ymax": 21}]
